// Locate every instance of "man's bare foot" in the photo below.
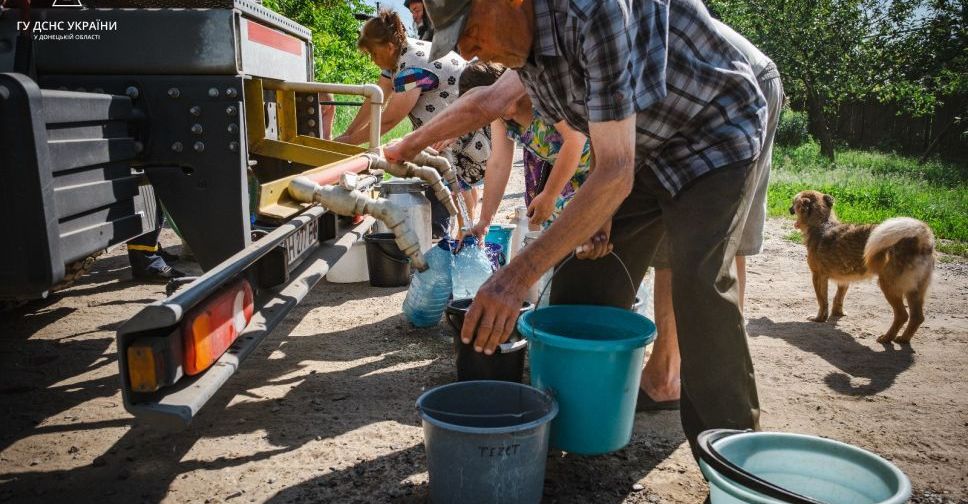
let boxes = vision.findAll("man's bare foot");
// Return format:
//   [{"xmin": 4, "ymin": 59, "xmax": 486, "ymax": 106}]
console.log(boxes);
[
  {"xmin": 639, "ymin": 375, "xmax": 680, "ymax": 402},
  {"xmin": 637, "ymin": 377, "xmax": 681, "ymax": 412}
]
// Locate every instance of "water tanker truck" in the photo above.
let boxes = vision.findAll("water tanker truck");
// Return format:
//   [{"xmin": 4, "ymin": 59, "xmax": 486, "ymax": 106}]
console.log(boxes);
[{"xmin": 0, "ymin": 0, "xmax": 460, "ymax": 427}]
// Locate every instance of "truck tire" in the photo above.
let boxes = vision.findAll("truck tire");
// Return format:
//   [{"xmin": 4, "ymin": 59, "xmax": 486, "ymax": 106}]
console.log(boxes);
[{"xmin": 51, "ymin": 251, "xmax": 105, "ymax": 292}]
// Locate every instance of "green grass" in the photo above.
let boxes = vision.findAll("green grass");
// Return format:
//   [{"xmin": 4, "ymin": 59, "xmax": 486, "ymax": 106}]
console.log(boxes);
[
  {"xmin": 785, "ymin": 230, "xmax": 803, "ymax": 244},
  {"xmin": 331, "ymin": 95, "xmax": 413, "ymax": 144},
  {"xmin": 768, "ymin": 142, "xmax": 968, "ymax": 256},
  {"xmin": 937, "ymin": 240, "xmax": 968, "ymax": 257}
]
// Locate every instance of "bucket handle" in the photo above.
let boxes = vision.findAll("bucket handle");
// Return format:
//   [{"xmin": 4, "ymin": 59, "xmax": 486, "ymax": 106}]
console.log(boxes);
[
  {"xmin": 367, "ymin": 235, "xmax": 412, "ymax": 265},
  {"xmin": 418, "ymin": 405, "xmax": 541, "ymax": 420},
  {"xmin": 379, "ymin": 248, "xmax": 411, "ymax": 265},
  {"xmin": 499, "ymin": 338, "xmax": 528, "ymax": 353},
  {"xmin": 526, "ymin": 250, "xmax": 638, "ymax": 342},
  {"xmin": 533, "ymin": 250, "xmax": 638, "ymax": 310},
  {"xmin": 448, "ymin": 306, "xmax": 529, "ymax": 354},
  {"xmin": 696, "ymin": 429, "xmax": 827, "ymax": 504}
]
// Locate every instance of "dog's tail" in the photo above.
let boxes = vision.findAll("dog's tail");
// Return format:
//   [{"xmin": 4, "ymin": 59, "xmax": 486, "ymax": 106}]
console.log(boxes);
[{"xmin": 864, "ymin": 217, "xmax": 935, "ymax": 271}]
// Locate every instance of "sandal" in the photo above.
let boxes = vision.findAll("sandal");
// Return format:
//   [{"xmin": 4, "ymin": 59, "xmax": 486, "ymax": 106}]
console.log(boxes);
[{"xmin": 635, "ymin": 388, "xmax": 680, "ymax": 412}]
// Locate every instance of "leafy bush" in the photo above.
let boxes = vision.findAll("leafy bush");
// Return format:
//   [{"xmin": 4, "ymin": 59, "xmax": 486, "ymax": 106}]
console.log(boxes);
[
  {"xmin": 262, "ymin": 0, "xmax": 379, "ymax": 85},
  {"xmin": 774, "ymin": 108, "xmax": 811, "ymax": 147}
]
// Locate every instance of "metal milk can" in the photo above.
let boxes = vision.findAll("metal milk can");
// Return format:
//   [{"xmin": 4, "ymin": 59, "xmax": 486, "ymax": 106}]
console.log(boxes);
[{"xmin": 375, "ymin": 178, "xmax": 432, "ymax": 253}]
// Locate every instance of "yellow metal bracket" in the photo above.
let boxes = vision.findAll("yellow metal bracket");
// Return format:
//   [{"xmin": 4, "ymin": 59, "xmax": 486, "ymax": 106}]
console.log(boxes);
[{"xmin": 243, "ymin": 78, "xmax": 369, "ymax": 220}]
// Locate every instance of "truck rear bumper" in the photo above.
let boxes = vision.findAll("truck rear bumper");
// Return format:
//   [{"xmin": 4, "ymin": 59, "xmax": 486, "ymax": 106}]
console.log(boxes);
[{"xmin": 116, "ymin": 214, "xmax": 373, "ymax": 428}]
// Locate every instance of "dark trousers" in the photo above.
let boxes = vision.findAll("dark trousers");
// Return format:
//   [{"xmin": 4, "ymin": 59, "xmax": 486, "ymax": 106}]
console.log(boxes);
[
  {"xmin": 550, "ymin": 161, "xmax": 761, "ymax": 454},
  {"xmin": 127, "ymin": 201, "xmax": 164, "ymax": 272},
  {"xmin": 127, "ymin": 227, "xmax": 161, "ymax": 251}
]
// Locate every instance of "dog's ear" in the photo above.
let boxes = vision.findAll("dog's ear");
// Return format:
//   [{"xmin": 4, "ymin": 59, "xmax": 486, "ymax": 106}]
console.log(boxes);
[{"xmin": 823, "ymin": 194, "xmax": 834, "ymax": 208}]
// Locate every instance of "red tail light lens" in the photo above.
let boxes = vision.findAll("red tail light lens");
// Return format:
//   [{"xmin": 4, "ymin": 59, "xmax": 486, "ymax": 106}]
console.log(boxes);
[{"xmin": 182, "ymin": 279, "xmax": 254, "ymax": 375}]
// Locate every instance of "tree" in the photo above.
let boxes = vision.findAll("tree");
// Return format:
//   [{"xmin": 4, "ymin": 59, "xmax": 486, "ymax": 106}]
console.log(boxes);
[
  {"xmin": 871, "ymin": 0, "xmax": 968, "ymax": 159},
  {"xmin": 261, "ymin": 0, "xmax": 379, "ymax": 85},
  {"xmin": 870, "ymin": 0, "xmax": 967, "ymax": 113},
  {"xmin": 709, "ymin": 0, "xmax": 925, "ymax": 160}
]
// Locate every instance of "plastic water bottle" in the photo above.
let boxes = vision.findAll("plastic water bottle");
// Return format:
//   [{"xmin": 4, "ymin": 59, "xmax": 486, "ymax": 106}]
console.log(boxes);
[
  {"xmin": 452, "ymin": 237, "xmax": 494, "ymax": 299},
  {"xmin": 522, "ymin": 231, "xmax": 552, "ymax": 305},
  {"xmin": 402, "ymin": 242, "xmax": 453, "ymax": 327},
  {"xmin": 508, "ymin": 206, "xmax": 530, "ymax": 260},
  {"xmin": 636, "ymin": 270, "xmax": 655, "ymax": 320}
]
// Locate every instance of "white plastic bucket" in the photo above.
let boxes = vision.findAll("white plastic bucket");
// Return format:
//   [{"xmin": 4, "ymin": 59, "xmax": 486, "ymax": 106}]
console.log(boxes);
[{"xmin": 325, "ymin": 239, "xmax": 369, "ymax": 283}]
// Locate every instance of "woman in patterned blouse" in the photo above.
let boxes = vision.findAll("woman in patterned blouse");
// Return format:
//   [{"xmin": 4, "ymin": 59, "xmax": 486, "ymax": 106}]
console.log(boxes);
[
  {"xmin": 335, "ymin": 10, "xmax": 489, "ymax": 237},
  {"xmin": 467, "ymin": 72, "xmax": 591, "ymax": 239}
]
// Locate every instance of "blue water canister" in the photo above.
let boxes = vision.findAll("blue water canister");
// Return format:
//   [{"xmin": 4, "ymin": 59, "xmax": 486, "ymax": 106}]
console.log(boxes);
[
  {"xmin": 402, "ymin": 241, "xmax": 454, "ymax": 327},
  {"xmin": 451, "ymin": 237, "xmax": 494, "ymax": 299}
]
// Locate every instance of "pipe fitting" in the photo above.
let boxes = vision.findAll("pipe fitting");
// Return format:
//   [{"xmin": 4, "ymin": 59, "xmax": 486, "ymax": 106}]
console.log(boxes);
[
  {"xmin": 365, "ymin": 154, "xmax": 458, "ymax": 217},
  {"xmin": 288, "ymin": 177, "xmax": 427, "ymax": 271},
  {"xmin": 412, "ymin": 150, "xmax": 460, "ymax": 193}
]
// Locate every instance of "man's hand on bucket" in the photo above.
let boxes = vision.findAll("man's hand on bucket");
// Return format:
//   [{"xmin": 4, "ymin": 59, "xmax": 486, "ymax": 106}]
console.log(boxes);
[
  {"xmin": 462, "ymin": 268, "xmax": 529, "ymax": 355},
  {"xmin": 576, "ymin": 220, "xmax": 613, "ymax": 260}
]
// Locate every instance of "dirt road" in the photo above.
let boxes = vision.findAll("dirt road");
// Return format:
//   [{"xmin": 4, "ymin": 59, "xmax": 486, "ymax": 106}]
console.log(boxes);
[{"xmin": 1, "ymin": 166, "xmax": 966, "ymax": 503}]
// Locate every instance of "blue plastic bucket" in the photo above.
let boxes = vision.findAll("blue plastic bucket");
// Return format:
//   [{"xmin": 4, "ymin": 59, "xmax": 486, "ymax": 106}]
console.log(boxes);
[
  {"xmin": 698, "ymin": 430, "xmax": 912, "ymax": 504},
  {"xmin": 417, "ymin": 381, "xmax": 558, "ymax": 504},
  {"xmin": 518, "ymin": 305, "xmax": 656, "ymax": 455},
  {"xmin": 485, "ymin": 224, "xmax": 514, "ymax": 255}
]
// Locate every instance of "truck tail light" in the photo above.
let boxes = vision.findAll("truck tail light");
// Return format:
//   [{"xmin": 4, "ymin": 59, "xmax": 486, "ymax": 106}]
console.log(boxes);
[
  {"xmin": 126, "ymin": 335, "xmax": 184, "ymax": 393},
  {"xmin": 182, "ymin": 279, "xmax": 254, "ymax": 375},
  {"xmin": 127, "ymin": 342, "xmax": 161, "ymax": 392},
  {"xmin": 124, "ymin": 279, "xmax": 254, "ymax": 393}
]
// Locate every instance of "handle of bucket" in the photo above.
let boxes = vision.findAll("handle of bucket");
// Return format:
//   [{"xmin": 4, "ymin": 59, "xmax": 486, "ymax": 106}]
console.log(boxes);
[
  {"xmin": 533, "ymin": 250, "xmax": 638, "ymax": 309},
  {"xmin": 526, "ymin": 250, "xmax": 637, "ymax": 342},
  {"xmin": 498, "ymin": 338, "xmax": 528, "ymax": 353},
  {"xmin": 448, "ymin": 308, "xmax": 525, "ymax": 353},
  {"xmin": 418, "ymin": 404, "xmax": 541, "ymax": 421},
  {"xmin": 381, "ymin": 251, "xmax": 411, "ymax": 265},
  {"xmin": 696, "ymin": 430, "xmax": 828, "ymax": 504}
]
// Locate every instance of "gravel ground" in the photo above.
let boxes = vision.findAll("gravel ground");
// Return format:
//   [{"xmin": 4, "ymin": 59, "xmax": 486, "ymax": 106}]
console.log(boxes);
[{"xmin": 1, "ymin": 156, "xmax": 966, "ymax": 503}]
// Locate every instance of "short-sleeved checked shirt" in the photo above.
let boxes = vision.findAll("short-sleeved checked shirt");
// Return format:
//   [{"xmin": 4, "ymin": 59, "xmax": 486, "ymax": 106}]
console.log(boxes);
[{"xmin": 517, "ymin": 0, "xmax": 767, "ymax": 196}]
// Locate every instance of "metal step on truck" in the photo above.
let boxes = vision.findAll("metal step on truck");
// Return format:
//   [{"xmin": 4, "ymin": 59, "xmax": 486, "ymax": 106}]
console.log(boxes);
[{"xmin": 0, "ymin": 0, "xmax": 460, "ymax": 428}]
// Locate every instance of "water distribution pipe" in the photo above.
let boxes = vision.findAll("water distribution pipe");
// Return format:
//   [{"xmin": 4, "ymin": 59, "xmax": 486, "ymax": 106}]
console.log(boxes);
[
  {"xmin": 287, "ymin": 176, "xmax": 428, "ymax": 272},
  {"xmin": 364, "ymin": 154, "xmax": 458, "ymax": 217}
]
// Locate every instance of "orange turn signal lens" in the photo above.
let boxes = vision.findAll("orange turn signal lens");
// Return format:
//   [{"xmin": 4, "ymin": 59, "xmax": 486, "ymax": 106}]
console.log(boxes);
[
  {"xmin": 127, "ymin": 343, "xmax": 159, "ymax": 392},
  {"xmin": 182, "ymin": 279, "xmax": 254, "ymax": 375}
]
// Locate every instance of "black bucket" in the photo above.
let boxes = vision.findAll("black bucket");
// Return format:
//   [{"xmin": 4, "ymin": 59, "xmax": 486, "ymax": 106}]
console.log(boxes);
[
  {"xmin": 363, "ymin": 233, "xmax": 411, "ymax": 287},
  {"xmin": 445, "ymin": 298, "xmax": 533, "ymax": 382}
]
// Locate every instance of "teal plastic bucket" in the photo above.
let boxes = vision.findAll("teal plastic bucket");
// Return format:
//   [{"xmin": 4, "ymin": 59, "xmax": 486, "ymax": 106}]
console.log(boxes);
[
  {"xmin": 518, "ymin": 305, "xmax": 656, "ymax": 455},
  {"xmin": 698, "ymin": 430, "xmax": 912, "ymax": 504},
  {"xmin": 485, "ymin": 225, "xmax": 514, "ymax": 255}
]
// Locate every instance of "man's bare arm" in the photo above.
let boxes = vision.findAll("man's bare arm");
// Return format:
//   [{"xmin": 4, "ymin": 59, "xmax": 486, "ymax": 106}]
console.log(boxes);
[
  {"xmin": 385, "ymin": 70, "xmax": 527, "ymax": 161},
  {"xmin": 464, "ymin": 116, "xmax": 637, "ymax": 354}
]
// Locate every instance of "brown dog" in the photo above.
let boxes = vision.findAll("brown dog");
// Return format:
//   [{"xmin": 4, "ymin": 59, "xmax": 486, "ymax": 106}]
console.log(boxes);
[{"xmin": 789, "ymin": 190, "xmax": 935, "ymax": 344}]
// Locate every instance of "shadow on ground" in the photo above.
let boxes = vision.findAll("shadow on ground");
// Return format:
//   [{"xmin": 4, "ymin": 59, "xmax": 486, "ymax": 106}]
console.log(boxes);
[
  {"xmin": 747, "ymin": 316, "xmax": 914, "ymax": 396},
  {"xmin": 1, "ymin": 277, "xmax": 690, "ymax": 503},
  {"xmin": 0, "ymin": 280, "xmax": 442, "ymax": 503}
]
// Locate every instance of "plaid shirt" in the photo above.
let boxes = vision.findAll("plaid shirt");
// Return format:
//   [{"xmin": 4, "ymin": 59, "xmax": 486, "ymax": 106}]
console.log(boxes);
[{"xmin": 518, "ymin": 0, "xmax": 767, "ymax": 196}]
